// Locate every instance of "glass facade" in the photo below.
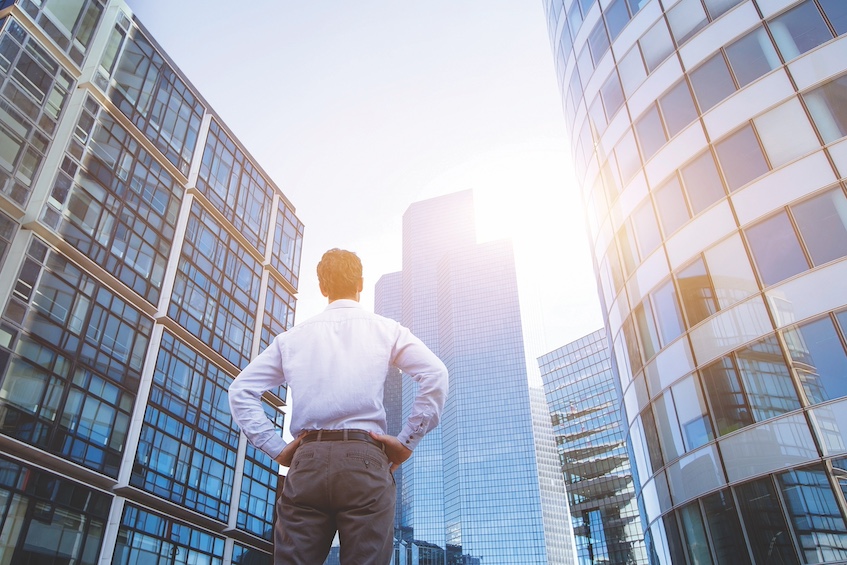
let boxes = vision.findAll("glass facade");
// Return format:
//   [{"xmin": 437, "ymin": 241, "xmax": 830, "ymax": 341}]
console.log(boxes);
[
  {"xmin": 375, "ymin": 191, "xmax": 574, "ymax": 564},
  {"xmin": 0, "ymin": 1, "xmax": 303, "ymax": 563},
  {"xmin": 544, "ymin": 0, "xmax": 847, "ymax": 562},
  {"xmin": 539, "ymin": 329, "xmax": 648, "ymax": 565}
]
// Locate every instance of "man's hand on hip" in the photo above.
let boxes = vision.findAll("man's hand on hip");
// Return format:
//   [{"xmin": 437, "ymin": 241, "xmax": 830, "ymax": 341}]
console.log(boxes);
[
  {"xmin": 369, "ymin": 431, "xmax": 412, "ymax": 473},
  {"xmin": 274, "ymin": 433, "xmax": 306, "ymax": 467}
]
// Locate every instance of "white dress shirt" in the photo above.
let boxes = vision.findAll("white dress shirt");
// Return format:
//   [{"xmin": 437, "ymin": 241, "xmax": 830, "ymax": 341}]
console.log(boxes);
[{"xmin": 229, "ymin": 299, "xmax": 449, "ymax": 459}]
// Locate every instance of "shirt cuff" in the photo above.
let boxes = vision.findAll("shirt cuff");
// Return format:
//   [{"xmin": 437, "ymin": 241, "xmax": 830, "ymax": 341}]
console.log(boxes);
[
  {"xmin": 259, "ymin": 435, "xmax": 287, "ymax": 460},
  {"xmin": 397, "ymin": 423, "xmax": 424, "ymax": 452}
]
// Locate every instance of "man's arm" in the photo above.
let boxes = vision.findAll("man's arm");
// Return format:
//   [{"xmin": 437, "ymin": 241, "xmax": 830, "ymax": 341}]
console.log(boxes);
[
  {"xmin": 228, "ymin": 337, "xmax": 288, "ymax": 460},
  {"xmin": 391, "ymin": 325, "xmax": 449, "ymax": 454}
]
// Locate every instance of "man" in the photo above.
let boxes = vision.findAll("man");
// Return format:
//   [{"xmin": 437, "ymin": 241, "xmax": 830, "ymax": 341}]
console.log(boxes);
[{"xmin": 229, "ymin": 248, "xmax": 448, "ymax": 564}]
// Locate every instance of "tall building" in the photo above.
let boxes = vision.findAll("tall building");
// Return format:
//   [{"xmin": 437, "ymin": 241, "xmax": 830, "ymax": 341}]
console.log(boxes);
[
  {"xmin": 539, "ymin": 329, "xmax": 648, "ymax": 564},
  {"xmin": 544, "ymin": 0, "xmax": 847, "ymax": 563},
  {"xmin": 0, "ymin": 1, "xmax": 303, "ymax": 564},
  {"xmin": 375, "ymin": 190, "xmax": 573, "ymax": 565}
]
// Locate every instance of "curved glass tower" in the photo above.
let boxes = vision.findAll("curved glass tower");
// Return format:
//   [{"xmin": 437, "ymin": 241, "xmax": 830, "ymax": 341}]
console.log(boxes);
[{"xmin": 544, "ymin": 0, "xmax": 847, "ymax": 563}]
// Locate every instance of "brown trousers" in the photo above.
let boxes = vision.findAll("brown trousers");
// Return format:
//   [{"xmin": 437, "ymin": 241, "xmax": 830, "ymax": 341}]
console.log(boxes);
[{"xmin": 274, "ymin": 439, "xmax": 396, "ymax": 564}]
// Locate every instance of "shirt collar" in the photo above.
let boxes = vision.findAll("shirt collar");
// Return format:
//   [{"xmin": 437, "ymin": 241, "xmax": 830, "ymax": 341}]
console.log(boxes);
[{"xmin": 325, "ymin": 299, "xmax": 362, "ymax": 311}]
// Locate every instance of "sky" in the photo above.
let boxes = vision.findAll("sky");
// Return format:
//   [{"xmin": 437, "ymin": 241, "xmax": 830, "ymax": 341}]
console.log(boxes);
[{"xmin": 125, "ymin": 0, "xmax": 604, "ymax": 366}]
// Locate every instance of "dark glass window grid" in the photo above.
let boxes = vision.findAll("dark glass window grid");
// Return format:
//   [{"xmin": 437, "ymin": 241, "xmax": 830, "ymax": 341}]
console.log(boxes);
[
  {"xmin": 107, "ymin": 26, "xmax": 203, "ymax": 176},
  {"xmin": 238, "ymin": 444, "xmax": 277, "ymax": 541},
  {"xmin": 169, "ymin": 201, "xmax": 261, "ymax": 369},
  {"xmin": 232, "ymin": 543, "xmax": 272, "ymax": 565},
  {"xmin": 0, "ymin": 455, "xmax": 111, "ymax": 565},
  {"xmin": 18, "ymin": 0, "xmax": 105, "ymax": 65},
  {"xmin": 745, "ymin": 185, "xmax": 847, "ymax": 288},
  {"xmin": 115, "ymin": 504, "xmax": 225, "ymax": 565},
  {"xmin": 271, "ymin": 199, "xmax": 303, "ymax": 289},
  {"xmin": 131, "ymin": 331, "xmax": 238, "ymax": 521},
  {"xmin": 0, "ymin": 18, "xmax": 73, "ymax": 205},
  {"xmin": 42, "ymin": 96, "xmax": 183, "ymax": 305},
  {"xmin": 198, "ymin": 120, "xmax": 275, "ymax": 256},
  {"xmin": 1, "ymin": 239, "xmax": 152, "ymax": 476},
  {"xmin": 260, "ymin": 274, "xmax": 295, "ymax": 352}
]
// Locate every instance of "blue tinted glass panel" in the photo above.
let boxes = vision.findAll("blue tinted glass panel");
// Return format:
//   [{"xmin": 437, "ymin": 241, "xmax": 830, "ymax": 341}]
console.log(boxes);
[
  {"xmin": 784, "ymin": 317, "xmax": 847, "ymax": 404},
  {"xmin": 746, "ymin": 211, "xmax": 808, "ymax": 286}
]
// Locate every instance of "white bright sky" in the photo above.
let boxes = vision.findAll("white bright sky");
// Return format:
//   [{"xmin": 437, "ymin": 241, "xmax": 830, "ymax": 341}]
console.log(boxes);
[{"xmin": 125, "ymin": 0, "xmax": 603, "ymax": 367}]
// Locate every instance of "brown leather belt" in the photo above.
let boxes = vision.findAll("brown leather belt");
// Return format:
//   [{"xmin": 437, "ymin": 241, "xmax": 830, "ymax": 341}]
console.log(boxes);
[{"xmin": 301, "ymin": 429, "xmax": 384, "ymax": 450}]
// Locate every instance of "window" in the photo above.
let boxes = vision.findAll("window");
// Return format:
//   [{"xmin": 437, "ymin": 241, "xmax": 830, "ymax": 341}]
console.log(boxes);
[
  {"xmin": 690, "ymin": 53, "xmax": 736, "ymax": 112},
  {"xmin": 746, "ymin": 211, "xmax": 808, "ymax": 286},
  {"xmin": 658, "ymin": 80, "xmax": 698, "ymax": 138},
  {"xmin": 604, "ymin": 0, "xmax": 631, "ymax": 40},
  {"xmin": 804, "ymin": 73, "xmax": 847, "ymax": 143},
  {"xmin": 703, "ymin": 234, "xmax": 758, "ymax": 309},
  {"xmin": 735, "ymin": 478, "xmax": 799, "ymax": 565},
  {"xmin": 776, "ymin": 466, "xmax": 847, "ymax": 562},
  {"xmin": 791, "ymin": 187, "xmax": 847, "ymax": 265},
  {"xmin": 677, "ymin": 257, "xmax": 718, "ymax": 327},
  {"xmin": 588, "ymin": 19, "xmax": 610, "ymax": 64},
  {"xmin": 634, "ymin": 302, "xmax": 660, "ymax": 361},
  {"xmin": 820, "ymin": 0, "xmax": 847, "ymax": 35},
  {"xmin": 783, "ymin": 315, "xmax": 847, "ymax": 404},
  {"xmin": 725, "ymin": 26, "xmax": 779, "ymax": 87},
  {"xmin": 568, "ymin": 2, "xmax": 584, "ymax": 40},
  {"xmin": 632, "ymin": 199, "xmax": 661, "ymax": 258},
  {"xmin": 653, "ymin": 391, "xmax": 684, "ymax": 461},
  {"xmin": 701, "ymin": 358, "xmax": 754, "ymax": 435},
  {"xmin": 735, "ymin": 336, "xmax": 801, "ymax": 421},
  {"xmin": 618, "ymin": 46, "xmax": 646, "ymax": 96},
  {"xmin": 635, "ymin": 105, "xmax": 666, "ymax": 161},
  {"xmin": 679, "ymin": 503, "xmax": 713, "ymax": 565},
  {"xmin": 753, "ymin": 98, "xmax": 820, "ymax": 167},
  {"xmin": 654, "ymin": 175, "xmax": 689, "ymax": 235},
  {"xmin": 704, "ymin": 0, "xmax": 744, "ymax": 19},
  {"xmin": 640, "ymin": 20, "xmax": 674, "ymax": 72},
  {"xmin": 600, "ymin": 72, "xmax": 625, "ymax": 120},
  {"xmin": 714, "ymin": 124, "xmax": 769, "ymax": 191},
  {"xmin": 769, "ymin": 0, "xmax": 833, "ymax": 61},
  {"xmin": 672, "ymin": 375, "xmax": 714, "ymax": 450},
  {"xmin": 615, "ymin": 129, "xmax": 642, "ymax": 183},
  {"xmin": 680, "ymin": 151, "xmax": 725, "ymax": 214},
  {"xmin": 651, "ymin": 279, "xmax": 684, "ymax": 345},
  {"xmin": 702, "ymin": 490, "xmax": 751, "ymax": 565},
  {"xmin": 667, "ymin": 0, "xmax": 708, "ymax": 45}
]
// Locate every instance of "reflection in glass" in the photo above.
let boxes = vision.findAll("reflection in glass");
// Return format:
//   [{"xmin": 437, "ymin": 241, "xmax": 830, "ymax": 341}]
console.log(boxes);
[
  {"xmin": 677, "ymin": 256, "xmax": 718, "ymax": 327},
  {"xmin": 792, "ymin": 187, "xmax": 847, "ymax": 266},
  {"xmin": 736, "ymin": 336, "xmax": 801, "ymax": 422},
  {"xmin": 805, "ymin": 73, "xmax": 847, "ymax": 143},
  {"xmin": 736, "ymin": 477, "xmax": 799, "ymax": 565},
  {"xmin": 651, "ymin": 279, "xmax": 684, "ymax": 345},
  {"xmin": 679, "ymin": 502, "xmax": 713, "ymax": 565},
  {"xmin": 703, "ymin": 234, "xmax": 758, "ymax": 309},
  {"xmin": 701, "ymin": 358, "xmax": 753, "ymax": 435},
  {"xmin": 702, "ymin": 489, "xmax": 751, "ymax": 564},
  {"xmin": 769, "ymin": 0, "xmax": 833, "ymax": 61},
  {"xmin": 639, "ymin": 20, "xmax": 674, "ymax": 72},
  {"xmin": 777, "ymin": 465, "xmax": 847, "ymax": 563},
  {"xmin": 820, "ymin": 0, "xmax": 847, "ymax": 35},
  {"xmin": 784, "ymin": 316, "xmax": 847, "ymax": 404},
  {"xmin": 672, "ymin": 375, "xmax": 714, "ymax": 450},
  {"xmin": 667, "ymin": 0, "xmax": 707, "ymax": 45},
  {"xmin": 725, "ymin": 26, "xmax": 779, "ymax": 87}
]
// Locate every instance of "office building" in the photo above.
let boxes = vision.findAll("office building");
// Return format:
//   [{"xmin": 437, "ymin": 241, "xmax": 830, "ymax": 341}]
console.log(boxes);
[
  {"xmin": 539, "ymin": 329, "xmax": 648, "ymax": 564},
  {"xmin": 375, "ymin": 190, "xmax": 573, "ymax": 565},
  {"xmin": 0, "ymin": 1, "xmax": 303, "ymax": 563},
  {"xmin": 543, "ymin": 0, "xmax": 847, "ymax": 563}
]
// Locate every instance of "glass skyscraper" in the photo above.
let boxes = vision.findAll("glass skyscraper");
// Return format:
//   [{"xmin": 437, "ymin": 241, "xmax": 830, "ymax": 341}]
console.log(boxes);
[
  {"xmin": 543, "ymin": 0, "xmax": 847, "ymax": 563},
  {"xmin": 375, "ymin": 190, "xmax": 573, "ymax": 565},
  {"xmin": 539, "ymin": 329, "xmax": 648, "ymax": 564},
  {"xmin": 0, "ymin": 1, "xmax": 303, "ymax": 563}
]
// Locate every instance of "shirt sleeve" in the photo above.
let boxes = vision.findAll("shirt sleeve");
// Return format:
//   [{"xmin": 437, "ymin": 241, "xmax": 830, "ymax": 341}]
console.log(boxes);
[
  {"xmin": 392, "ymin": 325, "xmax": 449, "ymax": 451},
  {"xmin": 228, "ymin": 336, "xmax": 288, "ymax": 459}
]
